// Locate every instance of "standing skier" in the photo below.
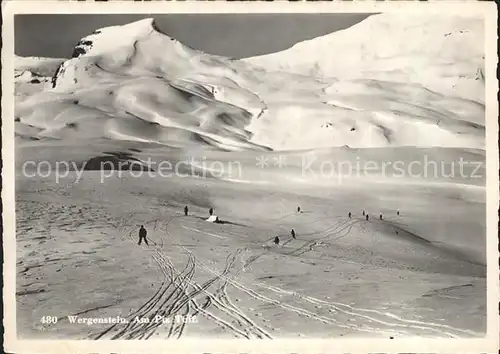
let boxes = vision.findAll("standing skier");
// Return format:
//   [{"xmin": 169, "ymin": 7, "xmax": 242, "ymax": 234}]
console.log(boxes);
[
  {"xmin": 348, "ymin": 212, "xmax": 352, "ymax": 218},
  {"xmin": 138, "ymin": 225, "xmax": 148, "ymax": 245},
  {"xmin": 274, "ymin": 236, "xmax": 280, "ymax": 245},
  {"xmin": 209, "ymin": 207, "xmax": 214, "ymax": 216},
  {"xmin": 184, "ymin": 205, "xmax": 189, "ymax": 216},
  {"xmin": 291, "ymin": 229, "xmax": 296, "ymax": 239}
]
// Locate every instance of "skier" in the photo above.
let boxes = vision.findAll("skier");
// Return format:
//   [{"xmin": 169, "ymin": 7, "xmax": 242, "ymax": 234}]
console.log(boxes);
[
  {"xmin": 274, "ymin": 236, "xmax": 280, "ymax": 245},
  {"xmin": 297, "ymin": 206, "xmax": 301, "ymax": 213},
  {"xmin": 209, "ymin": 207, "xmax": 214, "ymax": 216},
  {"xmin": 362, "ymin": 210, "xmax": 365, "ymax": 216},
  {"xmin": 291, "ymin": 229, "xmax": 296, "ymax": 239},
  {"xmin": 348, "ymin": 212, "xmax": 352, "ymax": 218},
  {"xmin": 138, "ymin": 225, "xmax": 148, "ymax": 245},
  {"xmin": 366, "ymin": 214, "xmax": 369, "ymax": 221},
  {"xmin": 184, "ymin": 205, "xmax": 189, "ymax": 216},
  {"xmin": 397, "ymin": 211, "xmax": 400, "ymax": 216},
  {"xmin": 380, "ymin": 214, "xmax": 383, "ymax": 220}
]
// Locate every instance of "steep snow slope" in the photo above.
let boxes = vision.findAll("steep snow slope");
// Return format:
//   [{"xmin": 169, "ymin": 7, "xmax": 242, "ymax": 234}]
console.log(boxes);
[
  {"xmin": 246, "ymin": 14, "xmax": 485, "ymax": 104},
  {"xmin": 15, "ymin": 15, "xmax": 484, "ymax": 152}
]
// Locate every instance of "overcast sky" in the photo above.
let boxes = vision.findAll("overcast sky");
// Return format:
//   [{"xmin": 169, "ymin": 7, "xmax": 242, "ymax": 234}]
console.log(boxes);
[{"xmin": 15, "ymin": 14, "xmax": 371, "ymax": 59}]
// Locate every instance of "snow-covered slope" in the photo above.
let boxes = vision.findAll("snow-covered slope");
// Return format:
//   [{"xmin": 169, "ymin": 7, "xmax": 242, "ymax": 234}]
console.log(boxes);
[
  {"xmin": 15, "ymin": 15, "xmax": 485, "ymax": 153},
  {"xmin": 246, "ymin": 14, "xmax": 485, "ymax": 103}
]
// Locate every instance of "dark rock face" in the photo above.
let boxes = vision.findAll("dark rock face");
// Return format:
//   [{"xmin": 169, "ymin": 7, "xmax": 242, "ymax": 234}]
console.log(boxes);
[
  {"xmin": 72, "ymin": 47, "xmax": 87, "ymax": 58},
  {"xmin": 72, "ymin": 39, "xmax": 94, "ymax": 58},
  {"xmin": 51, "ymin": 63, "xmax": 63, "ymax": 88}
]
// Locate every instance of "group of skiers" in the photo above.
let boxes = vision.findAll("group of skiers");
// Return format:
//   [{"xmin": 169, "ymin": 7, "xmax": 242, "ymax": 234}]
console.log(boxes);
[
  {"xmin": 183, "ymin": 206, "xmax": 213, "ymax": 217},
  {"xmin": 350, "ymin": 210, "xmax": 400, "ymax": 221},
  {"xmin": 272, "ymin": 207, "xmax": 301, "ymax": 245},
  {"xmin": 139, "ymin": 206, "xmax": 215, "ymax": 245},
  {"xmin": 138, "ymin": 205, "xmax": 401, "ymax": 246},
  {"xmin": 273, "ymin": 228, "xmax": 295, "ymax": 245}
]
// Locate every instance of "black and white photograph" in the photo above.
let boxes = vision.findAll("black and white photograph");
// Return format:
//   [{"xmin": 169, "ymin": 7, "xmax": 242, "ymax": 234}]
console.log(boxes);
[{"xmin": 3, "ymin": 1, "xmax": 499, "ymax": 353}]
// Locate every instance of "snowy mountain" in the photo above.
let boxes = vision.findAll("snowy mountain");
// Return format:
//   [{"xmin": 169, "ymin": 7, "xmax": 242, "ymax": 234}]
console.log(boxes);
[
  {"xmin": 246, "ymin": 13, "xmax": 485, "ymax": 103},
  {"xmin": 15, "ymin": 15, "xmax": 484, "ymax": 154}
]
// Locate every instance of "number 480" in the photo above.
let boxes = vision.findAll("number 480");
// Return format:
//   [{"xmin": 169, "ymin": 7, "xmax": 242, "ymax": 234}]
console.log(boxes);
[{"xmin": 40, "ymin": 316, "xmax": 58, "ymax": 324}]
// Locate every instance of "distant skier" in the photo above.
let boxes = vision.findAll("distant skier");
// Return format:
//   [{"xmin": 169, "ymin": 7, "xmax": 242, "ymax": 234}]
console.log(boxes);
[
  {"xmin": 366, "ymin": 214, "xmax": 369, "ymax": 221},
  {"xmin": 274, "ymin": 236, "xmax": 280, "ymax": 245},
  {"xmin": 397, "ymin": 211, "xmax": 400, "ymax": 216},
  {"xmin": 348, "ymin": 212, "xmax": 352, "ymax": 218},
  {"xmin": 380, "ymin": 214, "xmax": 383, "ymax": 220},
  {"xmin": 291, "ymin": 229, "xmax": 296, "ymax": 239},
  {"xmin": 184, "ymin": 206, "xmax": 189, "ymax": 216},
  {"xmin": 297, "ymin": 206, "xmax": 301, "ymax": 213},
  {"xmin": 362, "ymin": 210, "xmax": 365, "ymax": 216},
  {"xmin": 209, "ymin": 207, "xmax": 214, "ymax": 216},
  {"xmin": 138, "ymin": 225, "xmax": 148, "ymax": 245}
]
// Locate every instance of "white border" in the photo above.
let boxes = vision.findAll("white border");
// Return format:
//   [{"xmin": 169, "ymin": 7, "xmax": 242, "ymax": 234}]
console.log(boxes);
[{"xmin": 2, "ymin": 1, "xmax": 499, "ymax": 353}]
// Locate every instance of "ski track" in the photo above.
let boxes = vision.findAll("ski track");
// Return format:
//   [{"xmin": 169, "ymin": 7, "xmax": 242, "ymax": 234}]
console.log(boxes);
[{"xmin": 160, "ymin": 219, "xmax": 273, "ymax": 339}]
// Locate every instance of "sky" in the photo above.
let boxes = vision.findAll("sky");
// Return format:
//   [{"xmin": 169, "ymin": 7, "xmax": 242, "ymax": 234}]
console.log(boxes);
[{"xmin": 15, "ymin": 14, "xmax": 371, "ymax": 59}]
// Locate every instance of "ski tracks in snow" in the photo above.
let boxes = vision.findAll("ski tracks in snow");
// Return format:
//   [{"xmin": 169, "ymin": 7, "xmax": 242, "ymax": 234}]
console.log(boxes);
[
  {"xmin": 95, "ymin": 219, "xmax": 272, "ymax": 339},
  {"xmin": 95, "ymin": 212, "xmax": 477, "ymax": 339}
]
